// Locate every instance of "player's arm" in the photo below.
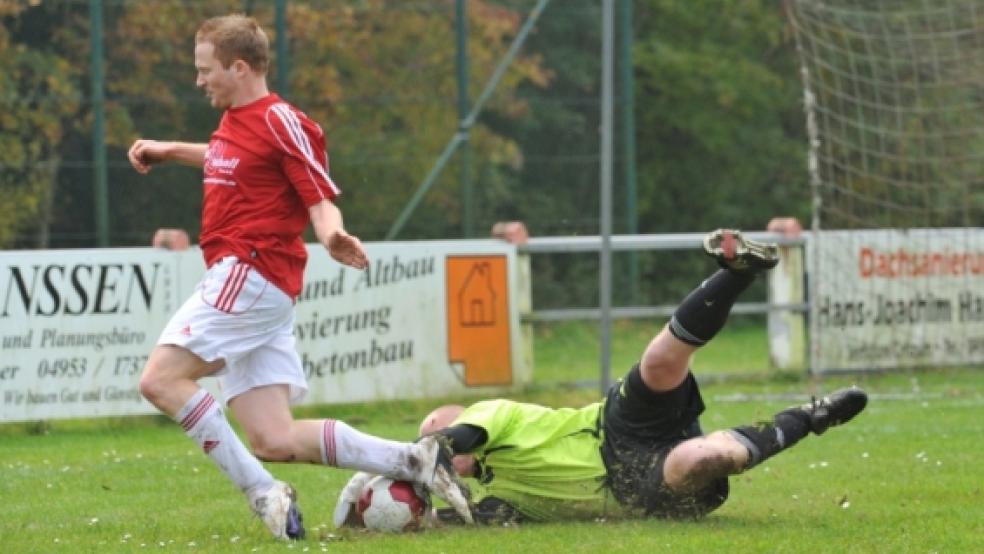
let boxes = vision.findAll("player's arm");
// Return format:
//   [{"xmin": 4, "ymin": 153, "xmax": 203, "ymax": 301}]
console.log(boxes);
[
  {"xmin": 308, "ymin": 199, "xmax": 369, "ymax": 270},
  {"xmin": 267, "ymin": 104, "xmax": 368, "ymax": 269},
  {"xmin": 127, "ymin": 140, "xmax": 207, "ymax": 174}
]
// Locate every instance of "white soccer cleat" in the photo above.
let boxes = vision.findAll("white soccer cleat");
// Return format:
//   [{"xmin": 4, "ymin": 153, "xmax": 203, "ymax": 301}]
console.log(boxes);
[
  {"xmin": 252, "ymin": 480, "xmax": 305, "ymax": 540},
  {"xmin": 408, "ymin": 436, "xmax": 474, "ymax": 524}
]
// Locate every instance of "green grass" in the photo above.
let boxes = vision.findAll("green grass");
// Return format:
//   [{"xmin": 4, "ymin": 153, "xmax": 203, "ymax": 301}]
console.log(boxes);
[
  {"xmin": 531, "ymin": 316, "xmax": 780, "ymax": 386},
  {"xmin": 1, "ymin": 321, "xmax": 982, "ymax": 552}
]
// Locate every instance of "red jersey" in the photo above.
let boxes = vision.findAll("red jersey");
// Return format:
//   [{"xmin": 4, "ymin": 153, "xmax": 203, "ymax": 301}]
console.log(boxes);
[{"xmin": 199, "ymin": 93, "xmax": 340, "ymax": 298}]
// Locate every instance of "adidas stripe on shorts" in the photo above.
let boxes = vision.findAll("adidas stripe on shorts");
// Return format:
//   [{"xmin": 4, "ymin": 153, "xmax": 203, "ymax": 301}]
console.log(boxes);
[{"xmin": 157, "ymin": 256, "xmax": 308, "ymax": 404}]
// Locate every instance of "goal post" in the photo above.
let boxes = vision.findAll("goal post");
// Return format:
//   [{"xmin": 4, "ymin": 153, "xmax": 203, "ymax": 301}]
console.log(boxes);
[{"xmin": 784, "ymin": 0, "xmax": 984, "ymax": 372}]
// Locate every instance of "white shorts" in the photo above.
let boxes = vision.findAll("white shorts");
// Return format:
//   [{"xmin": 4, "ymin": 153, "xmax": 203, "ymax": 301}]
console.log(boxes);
[{"xmin": 158, "ymin": 256, "xmax": 308, "ymax": 404}]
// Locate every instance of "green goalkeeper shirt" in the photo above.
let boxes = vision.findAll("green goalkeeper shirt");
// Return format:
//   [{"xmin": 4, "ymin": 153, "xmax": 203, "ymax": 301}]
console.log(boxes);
[{"xmin": 453, "ymin": 399, "xmax": 638, "ymax": 522}]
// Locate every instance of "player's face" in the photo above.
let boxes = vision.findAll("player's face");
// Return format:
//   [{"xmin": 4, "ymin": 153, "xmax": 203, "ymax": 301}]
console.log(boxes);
[
  {"xmin": 194, "ymin": 41, "xmax": 237, "ymax": 110},
  {"xmin": 453, "ymin": 453, "xmax": 477, "ymax": 477}
]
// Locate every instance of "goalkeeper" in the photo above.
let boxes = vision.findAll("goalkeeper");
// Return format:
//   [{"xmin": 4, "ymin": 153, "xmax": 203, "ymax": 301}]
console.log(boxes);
[{"xmin": 336, "ymin": 229, "xmax": 868, "ymax": 525}]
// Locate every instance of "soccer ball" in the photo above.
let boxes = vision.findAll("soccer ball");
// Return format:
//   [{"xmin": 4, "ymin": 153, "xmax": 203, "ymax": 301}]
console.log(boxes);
[{"xmin": 356, "ymin": 476, "xmax": 428, "ymax": 532}]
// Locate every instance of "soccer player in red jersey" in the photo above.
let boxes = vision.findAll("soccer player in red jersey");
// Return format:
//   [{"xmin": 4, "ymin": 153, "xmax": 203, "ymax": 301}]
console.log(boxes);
[{"xmin": 126, "ymin": 14, "xmax": 471, "ymax": 540}]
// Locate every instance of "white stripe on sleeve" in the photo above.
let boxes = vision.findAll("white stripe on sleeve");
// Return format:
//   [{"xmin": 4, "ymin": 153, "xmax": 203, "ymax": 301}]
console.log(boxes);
[{"xmin": 265, "ymin": 103, "xmax": 341, "ymax": 197}]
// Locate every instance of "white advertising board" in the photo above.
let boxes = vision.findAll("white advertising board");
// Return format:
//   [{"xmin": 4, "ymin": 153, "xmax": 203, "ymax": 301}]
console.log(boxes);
[
  {"xmin": 811, "ymin": 228, "xmax": 984, "ymax": 371},
  {"xmin": 0, "ymin": 241, "xmax": 529, "ymax": 422}
]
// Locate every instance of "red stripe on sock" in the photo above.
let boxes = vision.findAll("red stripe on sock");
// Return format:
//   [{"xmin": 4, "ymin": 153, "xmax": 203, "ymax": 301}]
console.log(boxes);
[
  {"xmin": 323, "ymin": 419, "xmax": 336, "ymax": 466},
  {"xmin": 181, "ymin": 394, "xmax": 215, "ymax": 431},
  {"xmin": 180, "ymin": 394, "xmax": 214, "ymax": 431}
]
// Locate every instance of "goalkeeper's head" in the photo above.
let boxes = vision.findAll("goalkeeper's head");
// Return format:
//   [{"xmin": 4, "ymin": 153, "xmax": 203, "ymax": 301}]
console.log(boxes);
[{"xmin": 420, "ymin": 405, "xmax": 476, "ymax": 478}]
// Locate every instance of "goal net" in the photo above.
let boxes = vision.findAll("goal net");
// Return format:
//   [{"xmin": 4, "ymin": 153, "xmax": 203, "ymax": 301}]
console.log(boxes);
[{"xmin": 785, "ymin": 0, "xmax": 984, "ymax": 372}]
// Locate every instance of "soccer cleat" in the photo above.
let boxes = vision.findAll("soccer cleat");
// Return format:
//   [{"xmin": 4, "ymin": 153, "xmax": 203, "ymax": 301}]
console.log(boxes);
[
  {"xmin": 253, "ymin": 481, "xmax": 305, "ymax": 540},
  {"xmin": 702, "ymin": 229, "xmax": 779, "ymax": 274},
  {"xmin": 800, "ymin": 388, "xmax": 868, "ymax": 435},
  {"xmin": 409, "ymin": 435, "xmax": 474, "ymax": 524}
]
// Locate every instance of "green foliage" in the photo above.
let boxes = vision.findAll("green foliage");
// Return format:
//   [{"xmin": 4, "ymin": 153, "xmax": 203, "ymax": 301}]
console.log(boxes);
[
  {"xmin": 282, "ymin": 0, "xmax": 549, "ymax": 239},
  {"xmin": 0, "ymin": 20, "xmax": 80, "ymax": 248},
  {"xmin": 634, "ymin": 0, "xmax": 809, "ymax": 232},
  {"xmin": 0, "ymin": 0, "xmax": 550, "ymax": 246},
  {"xmin": 485, "ymin": 0, "xmax": 603, "ymax": 237},
  {"xmin": 484, "ymin": 0, "xmax": 811, "ymax": 307},
  {"xmin": 2, "ymin": 0, "xmax": 813, "ymax": 253}
]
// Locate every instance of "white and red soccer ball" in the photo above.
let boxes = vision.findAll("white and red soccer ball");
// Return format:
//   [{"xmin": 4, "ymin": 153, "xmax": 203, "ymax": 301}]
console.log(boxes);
[{"xmin": 356, "ymin": 476, "xmax": 428, "ymax": 532}]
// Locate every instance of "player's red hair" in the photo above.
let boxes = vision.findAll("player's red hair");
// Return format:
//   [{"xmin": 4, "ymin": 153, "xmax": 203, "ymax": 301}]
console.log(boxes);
[{"xmin": 196, "ymin": 14, "xmax": 269, "ymax": 73}]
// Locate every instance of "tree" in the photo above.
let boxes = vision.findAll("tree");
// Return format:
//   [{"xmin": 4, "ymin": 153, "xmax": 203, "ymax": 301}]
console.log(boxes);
[
  {"xmin": 0, "ymin": 4, "xmax": 81, "ymax": 248},
  {"xmin": 283, "ymin": 0, "xmax": 549, "ymax": 239},
  {"xmin": 622, "ymin": 0, "xmax": 809, "ymax": 302},
  {"xmin": 482, "ymin": 0, "xmax": 810, "ymax": 306},
  {"xmin": 634, "ymin": 0, "xmax": 808, "ymax": 233}
]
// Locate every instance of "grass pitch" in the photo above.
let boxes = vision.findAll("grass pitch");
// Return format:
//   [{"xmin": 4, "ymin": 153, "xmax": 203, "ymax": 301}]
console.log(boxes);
[{"xmin": 1, "ymin": 321, "xmax": 981, "ymax": 552}]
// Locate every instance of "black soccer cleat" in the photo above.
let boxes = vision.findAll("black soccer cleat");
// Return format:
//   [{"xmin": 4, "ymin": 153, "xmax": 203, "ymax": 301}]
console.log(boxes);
[
  {"xmin": 702, "ymin": 229, "xmax": 779, "ymax": 275},
  {"xmin": 800, "ymin": 388, "xmax": 868, "ymax": 435}
]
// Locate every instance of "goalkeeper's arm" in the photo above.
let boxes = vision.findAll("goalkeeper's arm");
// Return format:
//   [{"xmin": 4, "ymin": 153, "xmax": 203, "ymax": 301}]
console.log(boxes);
[
  {"xmin": 431, "ymin": 424, "xmax": 488, "ymax": 457},
  {"xmin": 427, "ymin": 424, "xmax": 527, "ymax": 525}
]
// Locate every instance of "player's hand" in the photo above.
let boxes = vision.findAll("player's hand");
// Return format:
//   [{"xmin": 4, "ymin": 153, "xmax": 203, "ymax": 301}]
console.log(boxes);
[
  {"xmin": 333, "ymin": 471, "xmax": 375, "ymax": 528},
  {"xmin": 127, "ymin": 139, "xmax": 170, "ymax": 174},
  {"xmin": 327, "ymin": 230, "xmax": 369, "ymax": 270}
]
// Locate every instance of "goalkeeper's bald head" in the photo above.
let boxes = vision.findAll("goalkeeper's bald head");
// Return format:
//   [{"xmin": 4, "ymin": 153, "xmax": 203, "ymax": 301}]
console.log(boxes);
[{"xmin": 419, "ymin": 404, "xmax": 466, "ymax": 437}]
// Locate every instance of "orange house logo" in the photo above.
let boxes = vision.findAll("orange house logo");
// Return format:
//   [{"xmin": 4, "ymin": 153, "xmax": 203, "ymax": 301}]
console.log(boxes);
[
  {"xmin": 458, "ymin": 262, "xmax": 496, "ymax": 326},
  {"xmin": 446, "ymin": 256, "xmax": 512, "ymax": 386}
]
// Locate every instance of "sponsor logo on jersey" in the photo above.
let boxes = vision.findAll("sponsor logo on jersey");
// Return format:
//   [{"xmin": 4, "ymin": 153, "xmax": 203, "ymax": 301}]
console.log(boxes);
[{"xmin": 204, "ymin": 139, "xmax": 240, "ymax": 184}]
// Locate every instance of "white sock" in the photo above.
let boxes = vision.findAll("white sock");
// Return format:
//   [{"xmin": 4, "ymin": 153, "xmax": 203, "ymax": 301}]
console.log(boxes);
[
  {"xmin": 321, "ymin": 419, "xmax": 414, "ymax": 479},
  {"xmin": 176, "ymin": 389, "xmax": 275, "ymax": 501}
]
